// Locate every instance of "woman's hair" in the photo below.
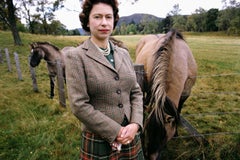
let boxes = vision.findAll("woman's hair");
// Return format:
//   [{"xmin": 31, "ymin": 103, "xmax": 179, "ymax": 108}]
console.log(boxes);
[{"xmin": 79, "ymin": 0, "xmax": 119, "ymax": 32}]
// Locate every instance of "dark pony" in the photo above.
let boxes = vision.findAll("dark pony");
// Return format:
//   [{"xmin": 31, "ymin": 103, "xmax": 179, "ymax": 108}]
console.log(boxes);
[
  {"xmin": 135, "ymin": 29, "xmax": 197, "ymax": 159},
  {"xmin": 29, "ymin": 37, "xmax": 127, "ymax": 98},
  {"xmin": 29, "ymin": 42, "xmax": 74, "ymax": 98}
]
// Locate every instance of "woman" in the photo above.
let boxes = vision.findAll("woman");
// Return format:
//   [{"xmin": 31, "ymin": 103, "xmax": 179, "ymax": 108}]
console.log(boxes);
[{"xmin": 65, "ymin": 0, "xmax": 145, "ymax": 159}]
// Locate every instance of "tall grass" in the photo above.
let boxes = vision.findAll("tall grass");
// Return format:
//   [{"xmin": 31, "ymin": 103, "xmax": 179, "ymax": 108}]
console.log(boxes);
[{"xmin": 0, "ymin": 31, "xmax": 240, "ymax": 159}]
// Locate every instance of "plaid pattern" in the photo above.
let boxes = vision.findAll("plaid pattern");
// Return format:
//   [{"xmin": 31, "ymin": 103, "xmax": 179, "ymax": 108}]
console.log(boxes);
[{"xmin": 80, "ymin": 132, "xmax": 145, "ymax": 160}]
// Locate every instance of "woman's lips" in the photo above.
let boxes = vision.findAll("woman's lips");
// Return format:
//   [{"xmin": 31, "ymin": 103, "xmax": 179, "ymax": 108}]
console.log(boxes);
[{"xmin": 99, "ymin": 29, "xmax": 109, "ymax": 33}]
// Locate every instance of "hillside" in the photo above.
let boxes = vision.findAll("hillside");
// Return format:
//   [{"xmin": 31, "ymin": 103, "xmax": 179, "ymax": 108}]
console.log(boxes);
[
  {"xmin": 77, "ymin": 13, "xmax": 163, "ymax": 35},
  {"xmin": 117, "ymin": 13, "xmax": 163, "ymax": 26}
]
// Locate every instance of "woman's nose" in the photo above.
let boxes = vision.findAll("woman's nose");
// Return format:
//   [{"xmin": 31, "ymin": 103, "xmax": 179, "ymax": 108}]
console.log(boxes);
[{"xmin": 101, "ymin": 17, "xmax": 107, "ymax": 25}]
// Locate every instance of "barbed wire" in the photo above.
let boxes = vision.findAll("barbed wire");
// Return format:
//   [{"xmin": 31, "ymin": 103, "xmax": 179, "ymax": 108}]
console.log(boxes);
[
  {"xmin": 2, "ymin": 57, "xmax": 240, "ymax": 99},
  {"xmin": 197, "ymin": 72, "xmax": 240, "ymax": 78},
  {"xmin": 2, "ymin": 55, "xmax": 240, "ymax": 139},
  {"xmin": 190, "ymin": 91, "xmax": 240, "ymax": 97},
  {"xmin": 182, "ymin": 111, "xmax": 240, "ymax": 117},
  {"xmin": 173, "ymin": 131, "xmax": 240, "ymax": 140},
  {"xmin": 135, "ymin": 71, "xmax": 240, "ymax": 78}
]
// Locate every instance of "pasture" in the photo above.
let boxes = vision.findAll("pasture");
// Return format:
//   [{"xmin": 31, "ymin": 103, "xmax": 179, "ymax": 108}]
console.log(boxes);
[{"xmin": 0, "ymin": 31, "xmax": 240, "ymax": 159}]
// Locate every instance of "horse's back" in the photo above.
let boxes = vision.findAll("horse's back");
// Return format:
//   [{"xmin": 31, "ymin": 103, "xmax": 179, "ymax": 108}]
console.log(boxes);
[
  {"xmin": 135, "ymin": 34, "xmax": 165, "ymax": 81},
  {"xmin": 60, "ymin": 46, "xmax": 75, "ymax": 67},
  {"xmin": 135, "ymin": 34, "xmax": 165, "ymax": 57},
  {"xmin": 61, "ymin": 46, "xmax": 75, "ymax": 53},
  {"xmin": 167, "ymin": 37, "xmax": 197, "ymax": 106},
  {"xmin": 135, "ymin": 31, "xmax": 197, "ymax": 106}
]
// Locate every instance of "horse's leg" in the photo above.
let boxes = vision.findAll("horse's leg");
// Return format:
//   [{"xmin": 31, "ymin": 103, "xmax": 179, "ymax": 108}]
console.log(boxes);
[
  {"xmin": 178, "ymin": 95, "xmax": 189, "ymax": 113},
  {"xmin": 49, "ymin": 75, "xmax": 55, "ymax": 99},
  {"xmin": 178, "ymin": 77, "xmax": 196, "ymax": 113},
  {"xmin": 171, "ymin": 95, "xmax": 188, "ymax": 138},
  {"xmin": 175, "ymin": 78, "xmax": 193, "ymax": 137}
]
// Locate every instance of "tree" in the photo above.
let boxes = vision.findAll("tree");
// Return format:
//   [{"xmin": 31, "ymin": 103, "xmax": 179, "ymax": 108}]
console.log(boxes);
[
  {"xmin": 168, "ymin": 4, "xmax": 181, "ymax": 16},
  {"xmin": 17, "ymin": 0, "xmax": 36, "ymax": 33},
  {"xmin": 0, "ymin": 0, "xmax": 23, "ymax": 45},
  {"xmin": 161, "ymin": 16, "xmax": 173, "ymax": 33},
  {"xmin": 126, "ymin": 23, "xmax": 137, "ymax": 34},
  {"xmin": 216, "ymin": 0, "xmax": 240, "ymax": 35},
  {"xmin": 189, "ymin": 8, "xmax": 207, "ymax": 32},
  {"xmin": 168, "ymin": 4, "xmax": 185, "ymax": 31},
  {"xmin": 15, "ymin": 0, "xmax": 65, "ymax": 34},
  {"xmin": 172, "ymin": 15, "xmax": 187, "ymax": 31},
  {"xmin": 206, "ymin": 9, "xmax": 219, "ymax": 31},
  {"xmin": 49, "ymin": 20, "xmax": 67, "ymax": 35}
]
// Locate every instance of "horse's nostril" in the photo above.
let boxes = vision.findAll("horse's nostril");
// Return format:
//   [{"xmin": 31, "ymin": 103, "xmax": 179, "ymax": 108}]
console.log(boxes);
[{"xmin": 30, "ymin": 61, "xmax": 37, "ymax": 67}]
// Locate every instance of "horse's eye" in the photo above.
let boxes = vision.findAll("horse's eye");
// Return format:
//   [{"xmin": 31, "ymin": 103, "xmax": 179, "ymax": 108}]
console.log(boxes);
[{"xmin": 165, "ymin": 116, "xmax": 175, "ymax": 124}]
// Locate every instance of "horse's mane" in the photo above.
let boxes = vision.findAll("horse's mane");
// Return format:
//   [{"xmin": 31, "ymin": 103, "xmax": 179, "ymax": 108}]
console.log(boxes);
[
  {"xmin": 109, "ymin": 37, "xmax": 128, "ymax": 51},
  {"xmin": 33, "ymin": 42, "xmax": 60, "ymax": 51},
  {"xmin": 175, "ymin": 31, "xmax": 184, "ymax": 41},
  {"xmin": 148, "ymin": 29, "xmax": 180, "ymax": 124}
]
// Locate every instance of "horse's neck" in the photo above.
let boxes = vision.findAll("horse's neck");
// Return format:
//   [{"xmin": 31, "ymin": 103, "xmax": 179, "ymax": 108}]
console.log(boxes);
[{"xmin": 42, "ymin": 46, "xmax": 61, "ymax": 62}]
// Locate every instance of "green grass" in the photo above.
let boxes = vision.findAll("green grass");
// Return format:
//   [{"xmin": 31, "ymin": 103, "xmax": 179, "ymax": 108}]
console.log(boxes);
[{"xmin": 0, "ymin": 31, "xmax": 240, "ymax": 159}]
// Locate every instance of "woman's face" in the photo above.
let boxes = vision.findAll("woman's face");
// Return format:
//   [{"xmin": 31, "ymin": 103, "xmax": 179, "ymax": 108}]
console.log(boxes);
[{"xmin": 88, "ymin": 3, "xmax": 114, "ymax": 41}]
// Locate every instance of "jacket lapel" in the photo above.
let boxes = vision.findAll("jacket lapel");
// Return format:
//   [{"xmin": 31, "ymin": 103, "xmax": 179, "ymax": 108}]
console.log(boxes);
[
  {"xmin": 83, "ymin": 39, "xmax": 116, "ymax": 72},
  {"xmin": 113, "ymin": 44, "xmax": 123, "ymax": 72}
]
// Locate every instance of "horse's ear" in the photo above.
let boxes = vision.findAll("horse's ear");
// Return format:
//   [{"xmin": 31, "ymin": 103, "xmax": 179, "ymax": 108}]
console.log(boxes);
[
  {"xmin": 29, "ymin": 43, "xmax": 33, "ymax": 49},
  {"xmin": 30, "ymin": 42, "xmax": 37, "ymax": 48}
]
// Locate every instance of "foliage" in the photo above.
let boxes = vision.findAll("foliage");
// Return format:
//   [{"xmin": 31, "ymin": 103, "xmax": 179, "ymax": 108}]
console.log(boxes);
[
  {"xmin": 0, "ymin": 31, "xmax": 240, "ymax": 159},
  {"xmin": 206, "ymin": 9, "xmax": 219, "ymax": 31},
  {"xmin": 15, "ymin": 0, "xmax": 66, "ymax": 34},
  {"xmin": 0, "ymin": 0, "xmax": 22, "ymax": 45},
  {"xmin": 117, "ymin": 1, "xmax": 240, "ymax": 35}
]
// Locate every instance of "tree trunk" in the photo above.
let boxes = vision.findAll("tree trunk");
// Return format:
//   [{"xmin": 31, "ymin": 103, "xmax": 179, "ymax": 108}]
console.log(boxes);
[{"xmin": 7, "ymin": 0, "xmax": 23, "ymax": 45}]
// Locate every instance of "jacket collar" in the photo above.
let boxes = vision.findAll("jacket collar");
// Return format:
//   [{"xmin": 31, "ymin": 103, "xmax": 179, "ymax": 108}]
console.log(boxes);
[{"xmin": 82, "ymin": 38, "xmax": 123, "ymax": 73}]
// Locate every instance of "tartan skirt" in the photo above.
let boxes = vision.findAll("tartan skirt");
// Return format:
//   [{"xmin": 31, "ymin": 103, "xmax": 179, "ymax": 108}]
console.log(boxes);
[{"xmin": 79, "ymin": 131, "xmax": 145, "ymax": 160}]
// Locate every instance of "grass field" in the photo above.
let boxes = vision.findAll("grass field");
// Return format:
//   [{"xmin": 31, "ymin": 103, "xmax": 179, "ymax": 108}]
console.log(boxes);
[{"xmin": 0, "ymin": 31, "xmax": 240, "ymax": 160}]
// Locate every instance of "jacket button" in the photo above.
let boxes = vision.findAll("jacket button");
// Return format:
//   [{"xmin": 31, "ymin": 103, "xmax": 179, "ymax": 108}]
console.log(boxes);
[
  {"xmin": 118, "ymin": 103, "xmax": 123, "ymax": 108},
  {"xmin": 114, "ymin": 76, "xmax": 119, "ymax": 80},
  {"xmin": 116, "ymin": 89, "xmax": 121, "ymax": 94}
]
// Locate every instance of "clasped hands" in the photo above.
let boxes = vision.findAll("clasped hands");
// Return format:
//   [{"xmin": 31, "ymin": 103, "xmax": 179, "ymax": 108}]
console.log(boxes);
[{"xmin": 111, "ymin": 123, "xmax": 139, "ymax": 151}]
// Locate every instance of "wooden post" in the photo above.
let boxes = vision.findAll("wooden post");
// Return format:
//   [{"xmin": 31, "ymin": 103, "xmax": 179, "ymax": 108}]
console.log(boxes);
[
  {"xmin": 56, "ymin": 59, "xmax": 66, "ymax": 107},
  {"xmin": 134, "ymin": 64, "xmax": 145, "ymax": 92},
  {"xmin": 14, "ymin": 52, "xmax": 23, "ymax": 80},
  {"xmin": 5, "ymin": 48, "xmax": 12, "ymax": 72},
  {"xmin": 0, "ymin": 49, "xmax": 3, "ymax": 64},
  {"xmin": 28, "ymin": 56, "xmax": 38, "ymax": 92}
]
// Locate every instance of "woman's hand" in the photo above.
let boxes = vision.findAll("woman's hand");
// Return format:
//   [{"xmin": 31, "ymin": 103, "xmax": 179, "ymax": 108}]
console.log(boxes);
[{"xmin": 116, "ymin": 123, "xmax": 139, "ymax": 145}]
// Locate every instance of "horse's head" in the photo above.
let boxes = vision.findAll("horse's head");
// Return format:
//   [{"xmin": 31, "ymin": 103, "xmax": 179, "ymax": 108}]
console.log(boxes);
[
  {"xmin": 29, "ymin": 46, "xmax": 44, "ymax": 67},
  {"xmin": 144, "ymin": 96, "xmax": 179, "ymax": 159}
]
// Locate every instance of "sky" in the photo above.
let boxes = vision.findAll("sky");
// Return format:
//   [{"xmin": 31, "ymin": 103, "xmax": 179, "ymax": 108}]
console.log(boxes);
[{"xmin": 54, "ymin": 0, "xmax": 239, "ymax": 30}]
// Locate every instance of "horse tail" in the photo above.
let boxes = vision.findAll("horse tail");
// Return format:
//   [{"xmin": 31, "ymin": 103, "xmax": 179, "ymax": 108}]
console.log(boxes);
[{"xmin": 147, "ymin": 29, "xmax": 179, "ymax": 124}]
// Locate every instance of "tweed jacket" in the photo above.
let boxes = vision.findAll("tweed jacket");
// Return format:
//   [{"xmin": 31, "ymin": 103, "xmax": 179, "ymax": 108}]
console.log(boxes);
[{"xmin": 65, "ymin": 38, "xmax": 143, "ymax": 143}]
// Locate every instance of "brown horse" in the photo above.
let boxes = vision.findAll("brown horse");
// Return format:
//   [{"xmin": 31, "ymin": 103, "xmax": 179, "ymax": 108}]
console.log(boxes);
[
  {"xmin": 135, "ymin": 29, "xmax": 197, "ymax": 159},
  {"xmin": 29, "ymin": 42, "xmax": 74, "ymax": 98}
]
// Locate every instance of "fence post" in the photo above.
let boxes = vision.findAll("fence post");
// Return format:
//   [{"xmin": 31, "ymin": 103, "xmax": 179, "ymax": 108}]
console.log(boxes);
[
  {"xmin": 5, "ymin": 48, "xmax": 12, "ymax": 72},
  {"xmin": 0, "ymin": 49, "xmax": 3, "ymax": 64},
  {"xmin": 134, "ymin": 64, "xmax": 145, "ymax": 92},
  {"xmin": 14, "ymin": 52, "xmax": 23, "ymax": 80},
  {"xmin": 28, "ymin": 56, "xmax": 38, "ymax": 92},
  {"xmin": 56, "ymin": 59, "xmax": 66, "ymax": 107}
]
